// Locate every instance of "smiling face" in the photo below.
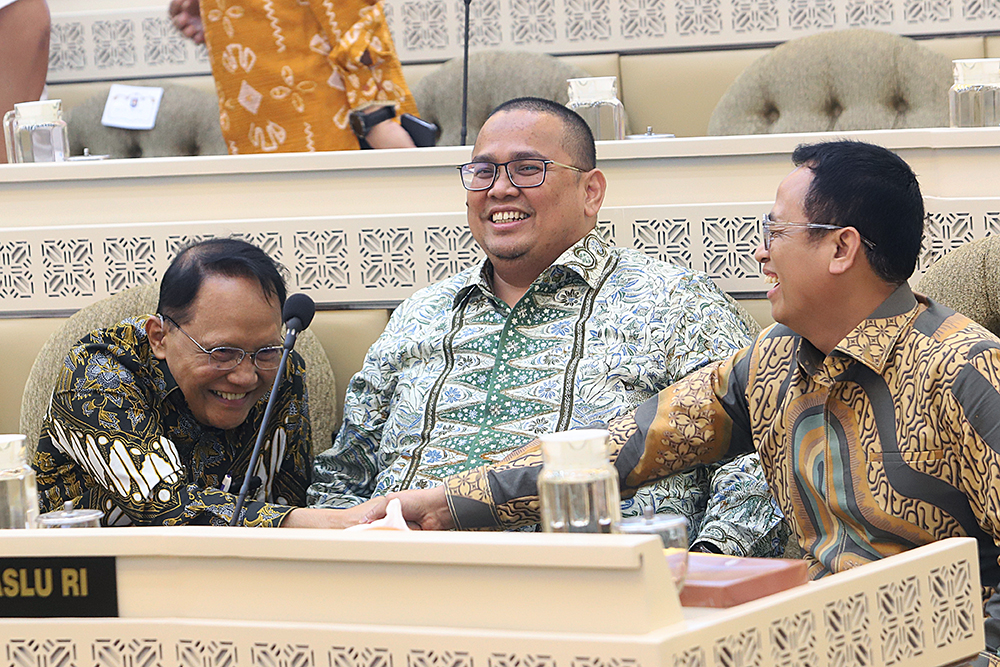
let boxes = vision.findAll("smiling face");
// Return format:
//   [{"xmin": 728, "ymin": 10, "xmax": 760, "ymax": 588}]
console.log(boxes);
[
  {"xmin": 466, "ymin": 109, "xmax": 604, "ymax": 280},
  {"xmin": 754, "ymin": 166, "xmax": 838, "ymax": 337},
  {"xmin": 147, "ymin": 273, "xmax": 283, "ymax": 431}
]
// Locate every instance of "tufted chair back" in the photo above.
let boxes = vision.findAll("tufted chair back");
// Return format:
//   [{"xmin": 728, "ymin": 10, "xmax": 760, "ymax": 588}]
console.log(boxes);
[
  {"xmin": 20, "ymin": 283, "xmax": 337, "ymax": 459},
  {"xmin": 707, "ymin": 29, "xmax": 952, "ymax": 136},
  {"xmin": 413, "ymin": 50, "xmax": 591, "ymax": 146},
  {"xmin": 67, "ymin": 84, "xmax": 227, "ymax": 158},
  {"xmin": 916, "ymin": 235, "xmax": 1000, "ymax": 338}
]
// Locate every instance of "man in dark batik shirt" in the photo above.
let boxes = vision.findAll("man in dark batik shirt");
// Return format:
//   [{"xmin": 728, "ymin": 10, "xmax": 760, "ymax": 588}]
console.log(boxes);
[{"xmin": 33, "ymin": 238, "xmax": 377, "ymax": 528}]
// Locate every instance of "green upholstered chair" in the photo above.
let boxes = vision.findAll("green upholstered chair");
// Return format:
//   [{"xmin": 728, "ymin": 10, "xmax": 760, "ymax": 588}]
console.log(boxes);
[
  {"xmin": 19, "ymin": 282, "xmax": 337, "ymax": 458},
  {"xmin": 916, "ymin": 235, "xmax": 1000, "ymax": 338},
  {"xmin": 412, "ymin": 50, "xmax": 592, "ymax": 146},
  {"xmin": 708, "ymin": 29, "xmax": 952, "ymax": 136},
  {"xmin": 66, "ymin": 84, "xmax": 226, "ymax": 158}
]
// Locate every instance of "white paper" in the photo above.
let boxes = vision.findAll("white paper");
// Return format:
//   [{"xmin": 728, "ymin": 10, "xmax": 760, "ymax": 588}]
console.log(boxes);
[
  {"xmin": 101, "ymin": 84, "xmax": 164, "ymax": 130},
  {"xmin": 345, "ymin": 498, "xmax": 410, "ymax": 531}
]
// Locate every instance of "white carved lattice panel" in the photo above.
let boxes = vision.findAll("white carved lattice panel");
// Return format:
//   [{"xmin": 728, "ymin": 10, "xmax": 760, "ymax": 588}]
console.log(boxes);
[
  {"xmin": 929, "ymin": 559, "xmax": 977, "ymax": 648},
  {"xmin": 401, "ymin": 0, "xmax": 450, "ymax": 51},
  {"xmin": 701, "ymin": 215, "xmax": 761, "ymax": 281},
  {"xmin": 251, "ymin": 643, "xmax": 314, "ymax": 667},
  {"xmin": 918, "ymin": 212, "xmax": 976, "ymax": 274},
  {"xmin": 632, "ymin": 218, "xmax": 693, "ymax": 269},
  {"xmin": 295, "ymin": 230, "xmax": 351, "ymax": 291},
  {"xmin": 714, "ymin": 628, "xmax": 762, "ymax": 667},
  {"xmin": 789, "ymin": 0, "xmax": 837, "ymax": 29},
  {"xmin": 407, "ymin": 650, "xmax": 473, "ymax": 667},
  {"xmin": 7, "ymin": 639, "xmax": 77, "ymax": 667},
  {"xmin": 177, "ymin": 639, "xmax": 239, "ymax": 667},
  {"xmin": 42, "ymin": 239, "xmax": 95, "ymax": 298},
  {"xmin": 328, "ymin": 646, "xmax": 392, "ymax": 667},
  {"xmin": 104, "ymin": 237, "xmax": 157, "ymax": 293},
  {"xmin": 985, "ymin": 211, "xmax": 1000, "ymax": 235},
  {"xmin": 166, "ymin": 234, "xmax": 217, "ymax": 260},
  {"xmin": 566, "ymin": 0, "xmax": 614, "ymax": 43},
  {"xmin": 671, "ymin": 647, "xmax": 705, "ymax": 667},
  {"xmin": 234, "ymin": 232, "xmax": 284, "ymax": 264},
  {"xmin": 878, "ymin": 576, "xmax": 924, "ymax": 666},
  {"xmin": 675, "ymin": 0, "xmax": 722, "ymax": 35},
  {"xmin": 359, "ymin": 228, "xmax": 416, "ymax": 289},
  {"xmin": 0, "ymin": 201, "xmax": 997, "ymax": 313},
  {"xmin": 624, "ymin": 0, "xmax": 671, "ymax": 38},
  {"xmin": 0, "ymin": 240, "xmax": 34, "ymax": 300},
  {"xmin": 825, "ymin": 592, "xmax": 872, "ymax": 667},
  {"xmin": 769, "ymin": 611, "xmax": 818, "ymax": 666},
  {"xmin": 455, "ymin": 0, "xmax": 503, "ymax": 46},
  {"xmin": 844, "ymin": 0, "xmax": 894, "ymax": 25},
  {"xmin": 92, "ymin": 638, "xmax": 163, "ymax": 667},
  {"xmin": 425, "ymin": 225, "xmax": 480, "ymax": 283}
]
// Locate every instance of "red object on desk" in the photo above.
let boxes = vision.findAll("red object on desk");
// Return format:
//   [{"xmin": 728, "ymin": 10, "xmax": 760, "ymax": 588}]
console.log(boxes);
[{"xmin": 679, "ymin": 552, "xmax": 809, "ymax": 608}]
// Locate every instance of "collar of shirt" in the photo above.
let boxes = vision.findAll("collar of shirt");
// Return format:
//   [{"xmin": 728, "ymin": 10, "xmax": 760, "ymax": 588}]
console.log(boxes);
[
  {"xmin": 452, "ymin": 229, "xmax": 613, "ymax": 308},
  {"xmin": 797, "ymin": 283, "xmax": 920, "ymax": 377}
]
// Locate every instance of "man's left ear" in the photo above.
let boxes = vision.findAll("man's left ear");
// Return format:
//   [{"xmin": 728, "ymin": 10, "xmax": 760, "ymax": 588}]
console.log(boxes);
[
  {"xmin": 829, "ymin": 227, "xmax": 864, "ymax": 275},
  {"xmin": 583, "ymin": 169, "xmax": 607, "ymax": 218}
]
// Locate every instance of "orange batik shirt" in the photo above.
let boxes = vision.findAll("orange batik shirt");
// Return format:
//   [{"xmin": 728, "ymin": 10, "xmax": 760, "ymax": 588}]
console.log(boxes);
[{"xmin": 200, "ymin": 0, "xmax": 418, "ymax": 153}]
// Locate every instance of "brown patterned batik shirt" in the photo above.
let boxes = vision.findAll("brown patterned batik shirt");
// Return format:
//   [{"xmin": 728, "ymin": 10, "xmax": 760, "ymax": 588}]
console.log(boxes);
[
  {"xmin": 33, "ymin": 316, "xmax": 311, "ymax": 527},
  {"xmin": 444, "ymin": 285, "xmax": 1000, "ymax": 652}
]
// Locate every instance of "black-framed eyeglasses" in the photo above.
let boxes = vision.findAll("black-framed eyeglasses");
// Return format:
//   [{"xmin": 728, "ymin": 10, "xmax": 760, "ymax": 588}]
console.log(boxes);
[
  {"xmin": 160, "ymin": 314, "xmax": 283, "ymax": 371},
  {"xmin": 761, "ymin": 213, "xmax": 877, "ymax": 251},
  {"xmin": 457, "ymin": 158, "xmax": 586, "ymax": 191}
]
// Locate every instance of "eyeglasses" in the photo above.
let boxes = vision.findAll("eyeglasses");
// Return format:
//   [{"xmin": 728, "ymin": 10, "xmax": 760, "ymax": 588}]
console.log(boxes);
[
  {"xmin": 457, "ymin": 158, "xmax": 586, "ymax": 191},
  {"xmin": 761, "ymin": 213, "xmax": 877, "ymax": 251},
  {"xmin": 160, "ymin": 314, "xmax": 283, "ymax": 371}
]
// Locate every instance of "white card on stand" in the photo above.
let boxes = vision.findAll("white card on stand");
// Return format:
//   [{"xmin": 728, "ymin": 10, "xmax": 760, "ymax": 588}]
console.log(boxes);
[{"xmin": 101, "ymin": 84, "xmax": 165, "ymax": 130}]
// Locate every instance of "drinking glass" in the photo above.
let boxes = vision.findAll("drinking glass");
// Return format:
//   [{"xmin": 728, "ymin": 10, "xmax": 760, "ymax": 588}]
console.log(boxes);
[{"xmin": 619, "ymin": 512, "xmax": 688, "ymax": 590}]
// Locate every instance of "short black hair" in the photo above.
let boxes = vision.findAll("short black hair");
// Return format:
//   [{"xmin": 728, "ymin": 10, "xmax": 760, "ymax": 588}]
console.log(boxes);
[
  {"xmin": 157, "ymin": 238, "xmax": 287, "ymax": 323},
  {"xmin": 792, "ymin": 140, "xmax": 924, "ymax": 285},
  {"xmin": 487, "ymin": 97, "xmax": 596, "ymax": 171}
]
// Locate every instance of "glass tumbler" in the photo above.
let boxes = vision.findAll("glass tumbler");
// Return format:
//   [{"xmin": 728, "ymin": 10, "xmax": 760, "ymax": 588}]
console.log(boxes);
[{"xmin": 619, "ymin": 512, "xmax": 689, "ymax": 590}]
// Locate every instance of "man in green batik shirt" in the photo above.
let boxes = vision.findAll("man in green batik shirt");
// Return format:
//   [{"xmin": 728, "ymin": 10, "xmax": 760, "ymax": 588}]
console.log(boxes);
[{"xmin": 309, "ymin": 97, "xmax": 789, "ymax": 556}]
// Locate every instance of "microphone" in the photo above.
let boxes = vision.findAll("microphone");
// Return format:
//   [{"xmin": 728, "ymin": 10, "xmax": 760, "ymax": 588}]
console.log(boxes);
[
  {"xmin": 229, "ymin": 293, "xmax": 316, "ymax": 526},
  {"xmin": 282, "ymin": 293, "xmax": 315, "ymax": 348},
  {"xmin": 459, "ymin": 0, "xmax": 472, "ymax": 145}
]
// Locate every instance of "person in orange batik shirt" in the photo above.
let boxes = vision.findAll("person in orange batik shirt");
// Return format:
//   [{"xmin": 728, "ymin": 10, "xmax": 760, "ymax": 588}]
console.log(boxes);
[{"xmin": 169, "ymin": 0, "xmax": 418, "ymax": 153}]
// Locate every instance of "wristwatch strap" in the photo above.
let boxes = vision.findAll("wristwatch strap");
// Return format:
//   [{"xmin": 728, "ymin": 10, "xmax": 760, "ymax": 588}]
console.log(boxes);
[{"xmin": 351, "ymin": 105, "xmax": 397, "ymax": 139}]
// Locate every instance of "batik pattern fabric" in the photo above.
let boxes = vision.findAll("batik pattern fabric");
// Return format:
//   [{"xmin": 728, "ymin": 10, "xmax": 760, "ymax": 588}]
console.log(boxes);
[
  {"xmin": 200, "ymin": 0, "xmax": 418, "ymax": 153},
  {"xmin": 442, "ymin": 284, "xmax": 1000, "ymax": 656},
  {"xmin": 32, "ymin": 316, "xmax": 311, "ymax": 527},
  {"xmin": 311, "ymin": 231, "xmax": 788, "ymax": 555}
]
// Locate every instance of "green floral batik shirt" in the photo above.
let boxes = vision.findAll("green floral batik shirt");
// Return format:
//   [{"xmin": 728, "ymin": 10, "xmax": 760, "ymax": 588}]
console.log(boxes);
[{"xmin": 33, "ymin": 316, "xmax": 311, "ymax": 527}]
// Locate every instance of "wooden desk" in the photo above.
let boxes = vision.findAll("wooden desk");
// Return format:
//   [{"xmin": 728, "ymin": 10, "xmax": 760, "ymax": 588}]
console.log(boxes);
[{"xmin": 0, "ymin": 531, "xmax": 984, "ymax": 667}]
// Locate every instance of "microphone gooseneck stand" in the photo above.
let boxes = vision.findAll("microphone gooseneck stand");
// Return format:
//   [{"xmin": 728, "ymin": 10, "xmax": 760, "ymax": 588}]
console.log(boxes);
[
  {"xmin": 459, "ymin": 0, "xmax": 472, "ymax": 146},
  {"xmin": 229, "ymin": 294, "xmax": 315, "ymax": 526}
]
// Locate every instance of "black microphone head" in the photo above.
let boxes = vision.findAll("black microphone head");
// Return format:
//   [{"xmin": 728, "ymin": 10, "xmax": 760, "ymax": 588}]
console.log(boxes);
[{"xmin": 283, "ymin": 293, "xmax": 315, "ymax": 331}]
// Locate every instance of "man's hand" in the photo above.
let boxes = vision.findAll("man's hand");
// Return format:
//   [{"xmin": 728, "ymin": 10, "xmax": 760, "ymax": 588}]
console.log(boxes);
[
  {"xmin": 281, "ymin": 496, "xmax": 389, "ymax": 528},
  {"xmin": 371, "ymin": 487, "xmax": 454, "ymax": 530},
  {"xmin": 168, "ymin": 0, "xmax": 205, "ymax": 44}
]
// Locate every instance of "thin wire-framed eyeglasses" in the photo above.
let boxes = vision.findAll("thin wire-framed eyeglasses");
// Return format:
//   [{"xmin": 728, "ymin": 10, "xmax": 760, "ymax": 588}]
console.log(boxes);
[
  {"xmin": 160, "ymin": 314, "xmax": 283, "ymax": 370},
  {"xmin": 761, "ymin": 213, "xmax": 877, "ymax": 251},
  {"xmin": 457, "ymin": 158, "xmax": 586, "ymax": 191}
]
